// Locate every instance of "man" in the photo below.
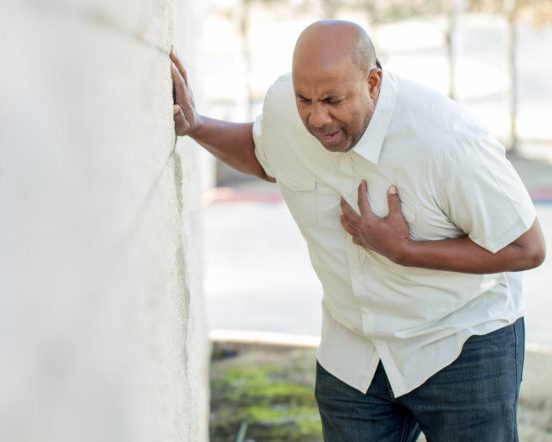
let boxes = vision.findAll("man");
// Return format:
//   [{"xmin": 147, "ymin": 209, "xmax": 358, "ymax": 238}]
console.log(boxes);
[{"xmin": 171, "ymin": 20, "xmax": 545, "ymax": 441}]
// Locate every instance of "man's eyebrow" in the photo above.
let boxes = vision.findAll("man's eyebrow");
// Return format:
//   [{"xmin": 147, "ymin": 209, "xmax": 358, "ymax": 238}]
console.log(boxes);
[{"xmin": 295, "ymin": 92, "xmax": 345, "ymax": 102}]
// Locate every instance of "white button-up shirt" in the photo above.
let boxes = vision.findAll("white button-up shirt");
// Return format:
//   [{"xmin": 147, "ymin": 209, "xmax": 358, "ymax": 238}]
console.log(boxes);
[{"xmin": 252, "ymin": 70, "xmax": 536, "ymax": 397}]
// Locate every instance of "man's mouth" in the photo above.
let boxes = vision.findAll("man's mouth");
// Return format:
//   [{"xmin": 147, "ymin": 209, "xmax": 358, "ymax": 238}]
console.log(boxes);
[{"xmin": 318, "ymin": 128, "xmax": 342, "ymax": 144}]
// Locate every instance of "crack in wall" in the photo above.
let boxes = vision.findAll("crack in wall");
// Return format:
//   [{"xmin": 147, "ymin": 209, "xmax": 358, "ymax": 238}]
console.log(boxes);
[
  {"xmin": 59, "ymin": 145, "xmax": 179, "ymax": 343},
  {"xmin": 171, "ymin": 148, "xmax": 191, "ymax": 376}
]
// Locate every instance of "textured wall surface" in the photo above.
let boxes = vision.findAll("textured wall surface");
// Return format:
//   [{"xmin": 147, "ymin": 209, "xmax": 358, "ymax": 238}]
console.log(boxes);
[{"xmin": 0, "ymin": 1, "xmax": 209, "ymax": 441}]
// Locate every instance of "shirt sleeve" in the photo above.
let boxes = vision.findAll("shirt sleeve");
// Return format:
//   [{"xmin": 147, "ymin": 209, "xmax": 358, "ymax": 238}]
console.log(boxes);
[
  {"xmin": 443, "ymin": 135, "xmax": 536, "ymax": 253},
  {"xmin": 252, "ymin": 113, "xmax": 276, "ymax": 179}
]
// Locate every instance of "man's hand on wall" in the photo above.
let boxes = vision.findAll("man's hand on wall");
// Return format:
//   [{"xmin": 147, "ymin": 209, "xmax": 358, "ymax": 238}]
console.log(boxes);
[
  {"xmin": 170, "ymin": 46, "xmax": 200, "ymax": 136},
  {"xmin": 340, "ymin": 180, "xmax": 410, "ymax": 263}
]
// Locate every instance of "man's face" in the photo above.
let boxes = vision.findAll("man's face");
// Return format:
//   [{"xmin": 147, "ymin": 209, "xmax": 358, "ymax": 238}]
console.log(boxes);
[{"xmin": 292, "ymin": 58, "xmax": 381, "ymax": 153}]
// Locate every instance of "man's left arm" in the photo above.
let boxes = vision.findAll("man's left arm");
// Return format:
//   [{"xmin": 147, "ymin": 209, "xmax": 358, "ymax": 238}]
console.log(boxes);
[{"xmin": 340, "ymin": 180, "xmax": 546, "ymax": 274}]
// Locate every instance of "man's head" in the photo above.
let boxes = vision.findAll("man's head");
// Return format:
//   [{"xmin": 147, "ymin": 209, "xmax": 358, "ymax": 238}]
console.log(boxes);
[{"xmin": 292, "ymin": 20, "xmax": 382, "ymax": 152}]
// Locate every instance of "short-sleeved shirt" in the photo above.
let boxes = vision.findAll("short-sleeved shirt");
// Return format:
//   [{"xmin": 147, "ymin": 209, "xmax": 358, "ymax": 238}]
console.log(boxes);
[{"xmin": 252, "ymin": 69, "xmax": 536, "ymax": 397}]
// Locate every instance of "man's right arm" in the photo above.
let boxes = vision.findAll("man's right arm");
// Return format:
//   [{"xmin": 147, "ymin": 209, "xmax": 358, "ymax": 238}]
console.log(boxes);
[{"xmin": 170, "ymin": 47, "xmax": 274, "ymax": 182}]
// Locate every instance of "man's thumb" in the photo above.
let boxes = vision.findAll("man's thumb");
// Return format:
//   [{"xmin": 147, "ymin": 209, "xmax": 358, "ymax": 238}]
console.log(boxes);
[{"xmin": 387, "ymin": 185, "xmax": 401, "ymax": 215}]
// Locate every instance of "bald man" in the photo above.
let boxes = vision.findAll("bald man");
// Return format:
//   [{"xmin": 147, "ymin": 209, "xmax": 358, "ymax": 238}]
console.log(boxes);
[{"xmin": 171, "ymin": 20, "xmax": 545, "ymax": 441}]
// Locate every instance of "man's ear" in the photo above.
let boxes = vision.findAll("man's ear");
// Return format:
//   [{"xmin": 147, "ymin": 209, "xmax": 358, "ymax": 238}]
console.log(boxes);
[{"xmin": 367, "ymin": 69, "xmax": 382, "ymax": 100}]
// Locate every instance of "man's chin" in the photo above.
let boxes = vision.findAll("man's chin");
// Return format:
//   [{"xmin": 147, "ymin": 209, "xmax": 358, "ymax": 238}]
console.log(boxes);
[
  {"xmin": 318, "ymin": 138, "xmax": 353, "ymax": 153},
  {"xmin": 322, "ymin": 143, "xmax": 348, "ymax": 152}
]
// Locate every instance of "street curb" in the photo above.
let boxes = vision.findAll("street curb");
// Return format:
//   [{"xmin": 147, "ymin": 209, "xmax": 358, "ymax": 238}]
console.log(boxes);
[
  {"xmin": 209, "ymin": 329, "xmax": 320, "ymax": 348},
  {"xmin": 203, "ymin": 187, "xmax": 283, "ymax": 205}
]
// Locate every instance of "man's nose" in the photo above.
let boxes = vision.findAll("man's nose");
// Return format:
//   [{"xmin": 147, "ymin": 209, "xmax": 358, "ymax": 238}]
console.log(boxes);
[{"xmin": 309, "ymin": 104, "xmax": 332, "ymax": 128}]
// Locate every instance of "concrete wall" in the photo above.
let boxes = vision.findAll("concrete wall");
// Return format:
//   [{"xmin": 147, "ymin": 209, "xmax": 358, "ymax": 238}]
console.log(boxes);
[{"xmin": 0, "ymin": 1, "xmax": 209, "ymax": 441}]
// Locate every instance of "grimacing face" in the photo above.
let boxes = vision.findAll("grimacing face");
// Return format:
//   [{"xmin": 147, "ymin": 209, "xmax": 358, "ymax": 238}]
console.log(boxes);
[{"xmin": 292, "ymin": 58, "xmax": 381, "ymax": 152}]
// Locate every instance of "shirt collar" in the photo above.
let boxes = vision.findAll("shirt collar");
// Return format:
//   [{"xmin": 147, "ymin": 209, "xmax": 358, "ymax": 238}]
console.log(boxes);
[{"xmin": 352, "ymin": 69, "xmax": 397, "ymax": 164}]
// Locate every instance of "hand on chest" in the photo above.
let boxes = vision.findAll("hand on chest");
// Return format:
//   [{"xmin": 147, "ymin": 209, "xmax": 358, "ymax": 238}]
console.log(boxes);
[{"xmin": 277, "ymin": 159, "xmax": 460, "ymax": 242}]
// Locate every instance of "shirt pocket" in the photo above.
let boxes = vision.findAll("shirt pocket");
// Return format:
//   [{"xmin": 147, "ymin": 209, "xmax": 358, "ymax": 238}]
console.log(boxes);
[{"xmin": 277, "ymin": 169, "xmax": 317, "ymax": 227}]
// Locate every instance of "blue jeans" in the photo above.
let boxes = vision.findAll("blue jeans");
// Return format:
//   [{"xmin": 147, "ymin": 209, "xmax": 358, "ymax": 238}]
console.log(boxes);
[{"xmin": 315, "ymin": 318, "xmax": 525, "ymax": 442}]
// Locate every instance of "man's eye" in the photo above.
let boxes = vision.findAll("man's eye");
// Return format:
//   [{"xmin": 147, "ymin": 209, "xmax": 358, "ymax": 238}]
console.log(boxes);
[
  {"xmin": 298, "ymin": 96, "xmax": 311, "ymax": 103},
  {"xmin": 325, "ymin": 98, "xmax": 341, "ymax": 104}
]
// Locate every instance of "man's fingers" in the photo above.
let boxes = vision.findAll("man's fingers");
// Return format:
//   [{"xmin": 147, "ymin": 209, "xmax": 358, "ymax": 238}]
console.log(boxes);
[
  {"xmin": 173, "ymin": 105, "xmax": 191, "ymax": 134},
  {"xmin": 340, "ymin": 214, "xmax": 353, "ymax": 232},
  {"xmin": 340, "ymin": 199, "xmax": 364, "ymax": 240},
  {"xmin": 340, "ymin": 215, "xmax": 360, "ymax": 239},
  {"xmin": 171, "ymin": 62, "xmax": 187, "ymax": 100},
  {"xmin": 340, "ymin": 197, "xmax": 360, "ymax": 222},
  {"xmin": 386, "ymin": 185, "xmax": 402, "ymax": 218},
  {"xmin": 171, "ymin": 61, "xmax": 196, "ymax": 125},
  {"xmin": 169, "ymin": 47, "xmax": 189, "ymax": 85},
  {"xmin": 171, "ymin": 62, "xmax": 184, "ymax": 101},
  {"xmin": 357, "ymin": 180, "xmax": 371, "ymax": 217}
]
